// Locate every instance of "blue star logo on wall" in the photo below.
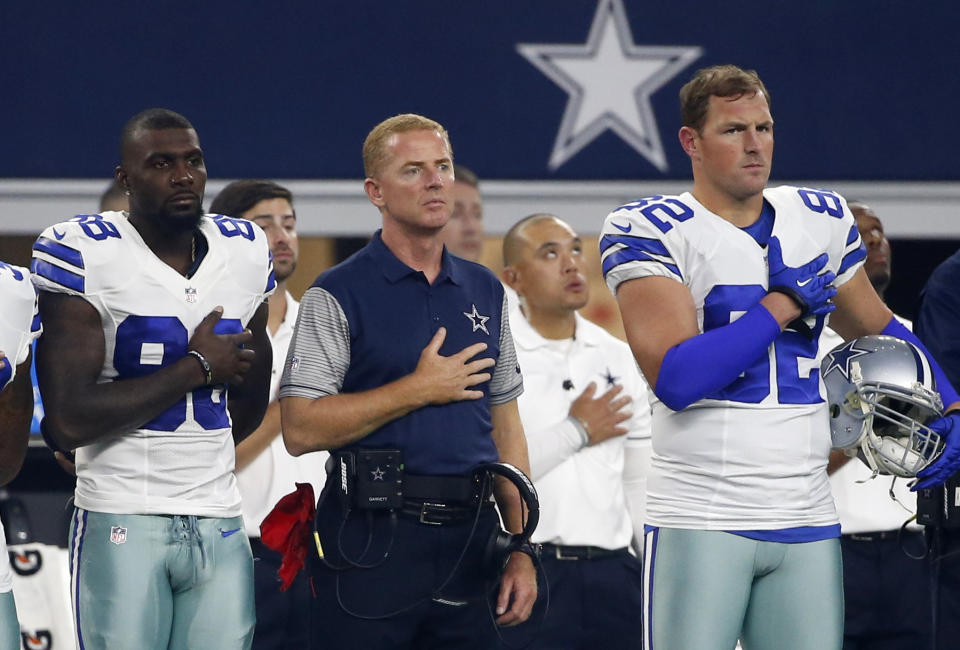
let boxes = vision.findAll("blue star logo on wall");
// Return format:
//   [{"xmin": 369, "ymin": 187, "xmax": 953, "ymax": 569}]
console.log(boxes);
[
  {"xmin": 822, "ymin": 339, "xmax": 873, "ymax": 381},
  {"xmin": 516, "ymin": 0, "xmax": 702, "ymax": 172},
  {"xmin": 463, "ymin": 304, "xmax": 490, "ymax": 335}
]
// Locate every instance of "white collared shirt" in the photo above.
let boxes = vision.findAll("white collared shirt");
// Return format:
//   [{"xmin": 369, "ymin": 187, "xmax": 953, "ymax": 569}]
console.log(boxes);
[
  {"xmin": 236, "ymin": 292, "xmax": 328, "ymax": 537},
  {"xmin": 822, "ymin": 318, "xmax": 920, "ymax": 533},
  {"xmin": 510, "ymin": 309, "xmax": 651, "ymax": 548}
]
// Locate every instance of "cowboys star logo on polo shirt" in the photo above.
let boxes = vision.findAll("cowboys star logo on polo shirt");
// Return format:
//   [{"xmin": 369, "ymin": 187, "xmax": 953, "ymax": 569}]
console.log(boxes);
[
  {"xmin": 604, "ymin": 368, "xmax": 620, "ymax": 387},
  {"xmin": 463, "ymin": 304, "xmax": 490, "ymax": 335}
]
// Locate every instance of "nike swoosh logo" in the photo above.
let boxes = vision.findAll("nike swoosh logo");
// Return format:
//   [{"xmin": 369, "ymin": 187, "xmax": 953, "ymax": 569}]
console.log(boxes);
[
  {"xmin": 612, "ymin": 222, "xmax": 632, "ymax": 233},
  {"xmin": 52, "ymin": 228, "xmax": 65, "ymax": 240},
  {"xmin": 796, "ymin": 278, "xmax": 812, "ymax": 287},
  {"xmin": 220, "ymin": 528, "xmax": 242, "ymax": 538}
]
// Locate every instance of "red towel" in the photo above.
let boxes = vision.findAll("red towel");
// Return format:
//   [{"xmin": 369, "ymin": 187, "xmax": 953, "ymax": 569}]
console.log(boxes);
[{"xmin": 260, "ymin": 483, "xmax": 316, "ymax": 591}]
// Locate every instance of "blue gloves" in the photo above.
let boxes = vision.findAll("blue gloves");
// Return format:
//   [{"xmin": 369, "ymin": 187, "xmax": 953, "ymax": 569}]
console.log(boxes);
[
  {"xmin": 914, "ymin": 412, "xmax": 960, "ymax": 490},
  {"xmin": 767, "ymin": 236, "xmax": 837, "ymax": 317},
  {"xmin": 0, "ymin": 354, "xmax": 10, "ymax": 390}
]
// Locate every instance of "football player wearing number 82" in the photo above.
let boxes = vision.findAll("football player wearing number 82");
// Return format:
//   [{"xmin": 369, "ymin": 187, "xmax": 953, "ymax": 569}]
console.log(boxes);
[
  {"xmin": 599, "ymin": 64, "xmax": 960, "ymax": 650},
  {"xmin": 31, "ymin": 108, "xmax": 274, "ymax": 650}
]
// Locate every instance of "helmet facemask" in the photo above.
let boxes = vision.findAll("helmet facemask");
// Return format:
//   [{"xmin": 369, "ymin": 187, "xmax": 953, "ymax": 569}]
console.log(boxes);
[
  {"xmin": 857, "ymin": 379, "xmax": 943, "ymax": 478},
  {"xmin": 822, "ymin": 335, "xmax": 944, "ymax": 479}
]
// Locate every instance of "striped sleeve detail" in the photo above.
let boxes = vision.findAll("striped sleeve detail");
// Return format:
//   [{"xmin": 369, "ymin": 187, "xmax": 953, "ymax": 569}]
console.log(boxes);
[
  {"xmin": 839, "ymin": 245, "xmax": 867, "ymax": 275},
  {"xmin": 845, "ymin": 223, "xmax": 860, "ymax": 245},
  {"xmin": 265, "ymin": 252, "xmax": 277, "ymax": 294},
  {"xmin": 31, "ymin": 235, "xmax": 86, "ymax": 294},
  {"xmin": 31, "ymin": 258, "xmax": 84, "ymax": 293},
  {"xmin": 838, "ymin": 224, "xmax": 867, "ymax": 276},
  {"xmin": 600, "ymin": 233, "xmax": 683, "ymax": 282},
  {"xmin": 490, "ymin": 293, "xmax": 523, "ymax": 405},
  {"xmin": 33, "ymin": 236, "xmax": 85, "ymax": 268},
  {"xmin": 30, "ymin": 286, "xmax": 41, "ymax": 335},
  {"xmin": 278, "ymin": 287, "xmax": 351, "ymax": 400}
]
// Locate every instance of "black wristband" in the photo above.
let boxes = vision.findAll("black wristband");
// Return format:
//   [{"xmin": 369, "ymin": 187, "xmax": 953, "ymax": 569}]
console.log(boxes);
[
  {"xmin": 187, "ymin": 350, "xmax": 213, "ymax": 386},
  {"xmin": 767, "ymin": 286, "xmax": 809, "ymax": 315}
]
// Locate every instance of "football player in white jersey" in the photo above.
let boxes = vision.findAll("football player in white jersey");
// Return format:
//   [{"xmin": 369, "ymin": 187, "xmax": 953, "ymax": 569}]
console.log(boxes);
[
  {"xmin": 32, "ymin": 108, "xmax": 274, "ymax": 650},
  {"xmin": 599, "ymin": 65, "xmax": 960, "ymax": 650},
  {"xmin": 0, "ymin": 261, "xmax": 41, "ymax": 649}
]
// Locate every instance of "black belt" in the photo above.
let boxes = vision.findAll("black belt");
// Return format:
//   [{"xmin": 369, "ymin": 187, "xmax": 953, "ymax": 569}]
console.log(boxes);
[
  {"xmin": 403, "ymin": 472, "xmax": 485, "ymax": 504},
  {"xmin": 843, "ymin": 529, "xmax": 918, "ymax": 542},
  {"xmin": 399, "ymin": 499, "xmax": 493, "ymax": 526},
  {"xmin": 397, "ymin": 472, "xmax": 492, "ymax": 525},
  {"xmin": 541, "ymin": 543, "xmax": 629, "ymax": 560}
]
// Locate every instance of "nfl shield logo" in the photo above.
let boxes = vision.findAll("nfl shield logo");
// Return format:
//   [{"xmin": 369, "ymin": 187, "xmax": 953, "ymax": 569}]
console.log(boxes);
[
  {"xmin": 110, "ymin": 526, "xmax": 127, "ymax": 545},
  {"xmin": 185, "ymin": 287, "xmax": 198, "ymax": 303}
]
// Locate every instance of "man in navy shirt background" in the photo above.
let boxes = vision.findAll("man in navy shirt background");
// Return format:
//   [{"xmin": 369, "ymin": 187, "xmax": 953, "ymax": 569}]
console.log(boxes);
[
  {"xmin": 916, "ymin": 249, "xmax": 960, "ymax": 650},
  {"xmin": 279, "ymin": 113, "xmax": 537, "ymax": 649}
]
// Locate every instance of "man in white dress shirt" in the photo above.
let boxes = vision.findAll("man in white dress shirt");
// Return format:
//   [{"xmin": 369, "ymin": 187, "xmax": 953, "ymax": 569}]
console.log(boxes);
[
  {"xmin": 823, "ymin": 201, "xmax": 930, "ymax": 649},
  {"xmin": 209, "ymin": 180, "xmax": 327, "ymax": 650},
  {"xmin": 499, "ymin": 214, "xmax": 651, "ymax": 649}
]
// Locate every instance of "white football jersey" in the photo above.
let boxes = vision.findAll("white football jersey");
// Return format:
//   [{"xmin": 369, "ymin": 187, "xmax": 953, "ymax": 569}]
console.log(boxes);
[
  {"xmin": 600, "ymin": 186, "xmax": 865, "ymax": 530},
  {"xmin": 0, "ymin": 262, "xmax": 40, "ymax": 388},
  {"xmin": 0, "ymin": 262, "xmax": 40, "ymax": 593},
  {"xmin": 31, "ymin": 211, "xmax": 275, "ymax": 517}
]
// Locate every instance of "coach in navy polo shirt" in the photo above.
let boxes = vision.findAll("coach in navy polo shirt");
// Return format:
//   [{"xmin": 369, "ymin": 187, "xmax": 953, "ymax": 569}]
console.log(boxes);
[{"xmin": 279, "ymin": 113, "xmax": 537, "ymax": 649}]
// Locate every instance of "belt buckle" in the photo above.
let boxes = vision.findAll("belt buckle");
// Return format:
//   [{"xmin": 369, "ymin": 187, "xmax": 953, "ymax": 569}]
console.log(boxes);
[
  {"xmin": 419, "ymin": 501, "xmax": 447, "ymax": 526},
  {"xmin": 554, "ymin": 545, "xmax": 581, "ymax": 561}
]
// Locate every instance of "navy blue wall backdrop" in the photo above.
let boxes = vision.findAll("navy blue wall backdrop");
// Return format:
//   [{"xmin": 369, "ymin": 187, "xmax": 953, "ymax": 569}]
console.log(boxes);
[{"xmin": 2, "ymin": 0, "xmax": 956, "ymax": 181}]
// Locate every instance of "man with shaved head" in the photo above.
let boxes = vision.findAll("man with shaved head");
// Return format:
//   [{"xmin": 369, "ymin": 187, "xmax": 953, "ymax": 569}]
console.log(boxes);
[
  {"xmin": 32, "ymin": 108, "xmax": 274, "ymax": 649},
  {"xmin": 501, "ymin": 214, "xmax": 651, "ymax": 649}
]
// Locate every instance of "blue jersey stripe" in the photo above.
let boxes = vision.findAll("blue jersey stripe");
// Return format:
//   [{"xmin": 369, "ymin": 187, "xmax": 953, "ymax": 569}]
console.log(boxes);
[
  {"xmin": 31, "ymin": 258, "xmax": 85, "ymax": 293},
  {"xmin": 729, "ymin": 523, "xmax": 841, "ymax": 543},
  {"xmin": 644, "ymin": 525, "xmax": 659, "ymax": 650},
  {"xmin": 846, "ymin": 224, "xmax": 860, "ymax": 245},
  {"xmin": 602, "ymin": 248, "xmax": 683, "ymax": 281},
  {"xmin": 71, "ymin": 508, "xmax": 88, "ymax": 650},
  {"xmin": 265, "ymin": 269, "xmax": 277, "ymax": 293},
  {"xmin": 33, "ymin": 236, "xmax": 85, "ymax": 269},
  {"xmin": 599, "ymin": 233, "xmax": 671, "ymax": 257},
  {"xmin": 838, "ymin": 244, "xmax": 867, "ymax": 274}
]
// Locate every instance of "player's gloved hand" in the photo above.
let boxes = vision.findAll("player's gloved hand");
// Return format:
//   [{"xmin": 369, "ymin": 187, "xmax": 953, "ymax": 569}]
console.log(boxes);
[
  {"xmin": 767, "ymin": 236, "xmax": 837, "ymax": 317},
  {"xmin": 0, "ymin": 352, "xmax": 10, "ymax": 389},
  {"xmin": 913, "ymin": 412, "xmax": 960, "ymax": 490}
]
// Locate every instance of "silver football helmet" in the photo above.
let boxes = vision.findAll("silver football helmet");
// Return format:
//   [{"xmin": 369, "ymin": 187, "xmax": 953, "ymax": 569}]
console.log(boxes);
[{"xmin": 821, "ymin": 335, "xmax": 943, "ymax": 477}]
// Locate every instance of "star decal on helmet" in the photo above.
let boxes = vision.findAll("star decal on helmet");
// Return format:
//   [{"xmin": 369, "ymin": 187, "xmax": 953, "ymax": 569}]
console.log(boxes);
[{"xmin": 822, "ymin": 339, "xmax": 873, "ymax": 382}]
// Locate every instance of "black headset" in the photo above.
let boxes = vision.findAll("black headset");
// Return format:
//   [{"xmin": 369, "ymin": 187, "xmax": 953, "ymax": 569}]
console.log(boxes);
[{"xmin": 476, "ymin": 461, "xmax": 540, "ymax": 579}]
